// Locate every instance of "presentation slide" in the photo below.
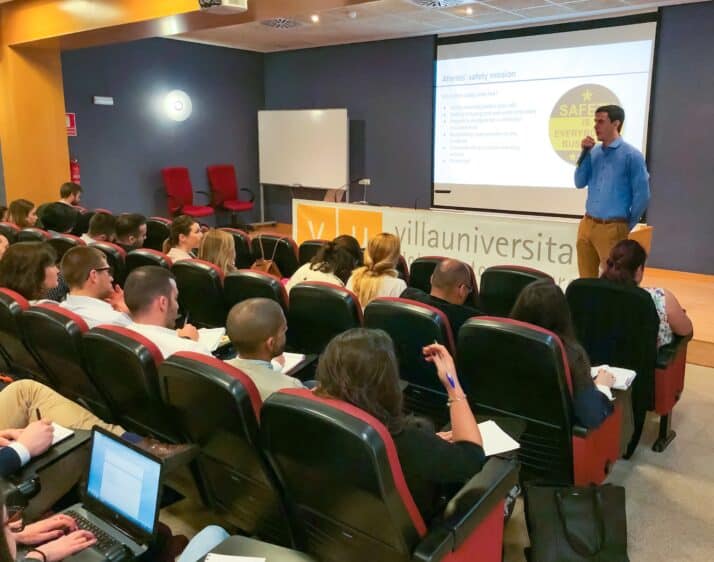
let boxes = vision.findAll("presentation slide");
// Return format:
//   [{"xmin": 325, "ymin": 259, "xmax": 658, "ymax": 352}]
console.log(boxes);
[{"xmin": 433, "ymin": 22, "xmax": 656, "ymax": 216}]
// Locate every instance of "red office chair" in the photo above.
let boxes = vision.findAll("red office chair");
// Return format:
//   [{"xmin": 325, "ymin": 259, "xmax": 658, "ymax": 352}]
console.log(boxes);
[
  {"xmin": 224, "ymin": 270, "xmax": 288, "ymax": 315},
  {"xmin": 161, "ymin": 167, "xmax": 214, "ymax": 219},
  {"xmin": 261, "ymin": 388, "xmax": 519, "ymax": 562},
  {"xmin": 458, "ymin": 317, "xmax": 622, "ymax": 485},
  {"xmin": 286, "ymin": 282, "xmax": 362, "ymax": 354},
  {"xmin": 22, "ymin": 303, "xmax": 111, "ymax": 420},
  {"xmin": 206, "ymin": 164, "xmax": 255, "ymax": 227},
  {"xmin": 159, "ymin": 352, "xmax": 290, "ymax": 545}
]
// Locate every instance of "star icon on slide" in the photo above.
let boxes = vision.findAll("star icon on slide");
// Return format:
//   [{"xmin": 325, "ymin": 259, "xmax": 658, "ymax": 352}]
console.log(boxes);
[{"xmin": 582, "ymin": 89, "xmax": 593, "ymax": 101}]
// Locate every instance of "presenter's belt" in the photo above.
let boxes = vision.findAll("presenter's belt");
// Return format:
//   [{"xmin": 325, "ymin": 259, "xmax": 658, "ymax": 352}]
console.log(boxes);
[{"xmin": 584, "ymin": 214, "xmax": 628, "ymax": 225}]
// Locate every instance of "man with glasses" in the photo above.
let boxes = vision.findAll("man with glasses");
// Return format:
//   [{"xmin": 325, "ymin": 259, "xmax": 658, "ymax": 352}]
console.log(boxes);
[
  {"xmin": 60, "ymin": 246, "xmax": 131, "ymax": 328},
  {"xmin": 401, "ymin": 258, "xmax": 482, "ymax": 336}
]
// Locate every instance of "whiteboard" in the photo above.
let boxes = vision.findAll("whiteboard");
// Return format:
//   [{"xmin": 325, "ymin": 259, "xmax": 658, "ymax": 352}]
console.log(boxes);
[{"xmin": 258, "ymin": 109, "xmax": 349, "ymax": 190}]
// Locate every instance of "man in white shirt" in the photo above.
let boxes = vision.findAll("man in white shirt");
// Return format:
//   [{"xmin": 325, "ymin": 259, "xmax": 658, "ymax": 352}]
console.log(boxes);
[
  {"xmin": 225, "ymin": 298, "xmax": 305, "ymax": 401},
  {"xmin": 123, "ymin": 265, "xmax": 211, "ymax": 358},
  {"xmin": 80, "ymin": 212, "xmax": 116, "ymax": 245},
  {"xmin": 60, "ymin": 246, "xmax": 132, "ymax": 328}
]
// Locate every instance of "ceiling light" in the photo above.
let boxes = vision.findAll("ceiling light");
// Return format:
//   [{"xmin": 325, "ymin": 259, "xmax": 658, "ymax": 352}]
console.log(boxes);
[
  {"xmin": 164, "ymin": 90, "xmax": 192, "ymax": 122},
  {"xmin": 465, "ymin": 7, "xmax": 474, "ymax": 15},
  {"xmin": 310, "ymin": 14, "xmax": 320, "ymax": 23}
]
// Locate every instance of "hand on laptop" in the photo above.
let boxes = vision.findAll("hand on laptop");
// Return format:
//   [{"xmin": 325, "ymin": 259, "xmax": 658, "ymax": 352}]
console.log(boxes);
[
  {"xmin": 24, "ymin": 530, "xmax": 97, "ymax": 562},
  {"xmin": 17, "ymin": 419, "xmax": 54, "ymax": 457},
  {"xmin": 14, "ymin": 514, "xmax": 78, "ymax": 545}
]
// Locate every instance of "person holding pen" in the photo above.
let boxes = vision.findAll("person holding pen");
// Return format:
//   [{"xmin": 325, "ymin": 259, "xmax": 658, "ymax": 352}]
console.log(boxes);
[{"xmin": 314, "ymin": 328, "xmax": 484, "ymax": 523}]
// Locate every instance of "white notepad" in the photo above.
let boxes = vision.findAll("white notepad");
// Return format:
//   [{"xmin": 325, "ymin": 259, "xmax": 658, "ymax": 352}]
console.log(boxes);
[
  {"xmin": 591, "ymin": 365, "xmax": 637, "ymax": 390},
  {"xmin": 478, "ymin": 420, "xmax": 520, "ymax": 457},
  {"xmin": 205, "ymin": 555, "xmax": 265, "ymax": 562},
  {"xmin": 51, "ymin": 422, "xmax": 75, "ymax": 446},
  {"xmin": 198, "ymin": 327, "xmax": 227, "ymax": 352},
  {"xmin": 271, "ymin": 352, "xmax": 307, "ymax": 375}
]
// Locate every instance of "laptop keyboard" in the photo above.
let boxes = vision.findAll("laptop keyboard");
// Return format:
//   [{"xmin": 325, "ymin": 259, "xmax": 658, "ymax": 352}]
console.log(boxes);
[{"xmin": 65, "ymin": 510, "xmax": 120, "ymax": 553}]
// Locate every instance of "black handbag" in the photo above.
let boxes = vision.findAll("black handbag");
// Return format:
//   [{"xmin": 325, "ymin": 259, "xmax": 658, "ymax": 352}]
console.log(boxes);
[{"xmin": 524, "ymin": 483, "xmax": 628, "ymax": 562}]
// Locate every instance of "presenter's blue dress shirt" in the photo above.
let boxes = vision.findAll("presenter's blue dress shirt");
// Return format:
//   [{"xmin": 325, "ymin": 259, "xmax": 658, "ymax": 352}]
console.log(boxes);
[{"xmin": 574, "ymin": 137, "xmax": 650, "ymax": 229}]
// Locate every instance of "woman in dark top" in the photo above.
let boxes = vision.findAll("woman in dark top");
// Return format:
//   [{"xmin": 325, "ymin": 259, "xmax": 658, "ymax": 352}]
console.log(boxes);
[
  {"xmin": 315, "ymin": 328, "xmax": 485, "ymax": 523},
  {"xmin": 510, "ymin": 279, "xmax": 615, "ymax": 429}
]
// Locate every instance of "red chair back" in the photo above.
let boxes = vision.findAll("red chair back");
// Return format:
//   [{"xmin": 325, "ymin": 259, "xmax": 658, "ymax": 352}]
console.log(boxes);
[
  {"xmin": 0, "ymin": 289, "xmax": 48, "ymax": 382},
  {"xmin": 206, "ymin": 164, "xmax": 238, "ymax": 205},
  {"xmin": 162, "ymin": 167, "xmax": 195, "ymax": 213}
]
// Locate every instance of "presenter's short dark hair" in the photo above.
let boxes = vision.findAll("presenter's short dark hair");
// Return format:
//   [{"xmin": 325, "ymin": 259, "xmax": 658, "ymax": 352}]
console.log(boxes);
[
  {"xmin": 60, "ymin": 182, "xmax": 83, "ymax": 198},
  {"xmin": 596, "ymin": 105, "xmax": 625, "ymax": 132}
]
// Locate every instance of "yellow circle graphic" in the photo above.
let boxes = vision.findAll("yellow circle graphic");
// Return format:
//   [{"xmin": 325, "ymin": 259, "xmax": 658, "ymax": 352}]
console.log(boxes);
[{"xmin": 549, "ymin": 84, "xmax": 621, "ymax": 165}]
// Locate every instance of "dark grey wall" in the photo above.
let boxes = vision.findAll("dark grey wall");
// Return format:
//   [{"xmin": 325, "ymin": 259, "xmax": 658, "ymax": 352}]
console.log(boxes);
[
  {"xmin": 62, "ymin": 38, "xmax": 263, "ymax": 221},
  {"xmin": 646, "ymin": 1, "xmax": 714, "ymax": 273},
  {"xmin": 263, "ymin": 36, "xmax": 435, "ymax": 223}
]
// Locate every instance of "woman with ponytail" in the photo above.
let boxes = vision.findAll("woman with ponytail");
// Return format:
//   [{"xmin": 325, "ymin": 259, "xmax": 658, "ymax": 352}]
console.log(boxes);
[
  {"xmin": 601, "ymin": 239, "xmax": 692, "ymax": 347},
  {"xmin": 163, "ymin": 215, "xmax": 202, "ymax": 262},
  {"xmin": 346, "ymin": 233, "xmax": 406, "ymax": 307},
  {"xmin": 286, "ymin": 235, "xmax": 362, "ymax": 293}
]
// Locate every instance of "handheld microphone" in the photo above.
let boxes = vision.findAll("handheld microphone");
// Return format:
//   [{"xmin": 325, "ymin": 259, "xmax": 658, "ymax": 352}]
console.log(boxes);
[{"xmin": 576, "ymin": 146, "xmax": 592, "ymax": 166}]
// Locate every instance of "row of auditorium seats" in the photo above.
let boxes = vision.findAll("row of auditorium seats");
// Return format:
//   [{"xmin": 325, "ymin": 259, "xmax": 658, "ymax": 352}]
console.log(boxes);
[{"xmin": 0, "ymin": 286, "xmax": 518, "ymax": 561}]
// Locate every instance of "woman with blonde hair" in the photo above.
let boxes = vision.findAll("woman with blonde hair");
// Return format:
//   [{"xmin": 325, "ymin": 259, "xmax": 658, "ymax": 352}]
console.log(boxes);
[
  {"xmin": 346, "ymin": 232, "xmax": 406, "ymax": 307},
  {"xmin": 198, "ymin": 229, "xmax": 237, "ymax": 275}
]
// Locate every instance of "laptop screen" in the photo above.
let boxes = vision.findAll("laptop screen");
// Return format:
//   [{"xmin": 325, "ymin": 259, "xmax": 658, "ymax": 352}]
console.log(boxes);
[{"xmin": 86, "ymin": 431, "xmax": 162, "ymax": 534}]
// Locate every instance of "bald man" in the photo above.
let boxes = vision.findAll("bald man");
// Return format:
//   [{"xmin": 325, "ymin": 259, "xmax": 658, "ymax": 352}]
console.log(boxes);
[
  {"xmin": 401, "ymin": 259, "xmax": 482, "ymax": 336},
  {"xmin": 225, "ymin": 298, "xmax": 306, "ymax": 401}
]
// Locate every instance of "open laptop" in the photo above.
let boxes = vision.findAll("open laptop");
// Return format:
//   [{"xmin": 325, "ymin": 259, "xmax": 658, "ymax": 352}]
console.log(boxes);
[{"xmin": 61, "ymin": 427, "xmax": 164, "ymax": 561}]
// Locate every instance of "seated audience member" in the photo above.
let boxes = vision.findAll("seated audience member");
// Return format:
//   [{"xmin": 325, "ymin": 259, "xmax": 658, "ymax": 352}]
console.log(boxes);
[
  {"xmin": 60, "ymin": 246, "xmax": 130, "ymax": 328},
  {"xmin": 286, "ymin": 234, "xmax": 362, "ymax": 293},
  {"xmin": 58, "ymin": 182, "xmax": 83, "ymax": 207},
  {"xmin": 0, "ymin": 235, "xmax": 8, "ymax": 260},
  {"xmin": 114, "ymin": 213, "xmax": 147, "ymax": 253},
  {"xmin": 510, "ymin": 279, "xmax": 615, "ymax": 428},
  {"xmin": 315, "ymin": 329, "xmax": 485, "ymax": 523},
  {"xmin": 601, "ymin": 239, "xmax": 693, "ymax": 347},
  {"xmin": 225, "ymin": 299, "xmax": 305, "ymax": 401},
  {"xmin": 2, "ymin": 480, "xmax": 97, "ymax": 561},
  {"xmin": 163, "ymin": 215, "xmax": 202, "ymax": 262},
  {"xmin": 80, "ymin": 212, "xmax": 116, "ymax": 245},
  {"xmin": 197, "ymin": 229, "xmax": 237, "ymax": 275},
  {"xmin": 0, "ymin": 417, "xmax": 54, "ymax": 478},
  {"xmin": 37, "ymin": 202, "xmax": 78, "ymax": 235},
  {"xmin": 7, "ymin": 199, "xmax": 38, "ymax": 229},
  {"xmin": 124, "ymin": 266, "xmax": 211, "ymax": 358},
  {"xmin": 346, "ymin": 233, "xmax": 407, "ymax": 307},
  {"xmin": 0, "ymin": 242, "xmax": 59, "ymax": 304},
  {"xmin": 0, "ymin": 205, "xmax": 7, "ymax": 221},
  {"xmin": 401, "ymin": 259, "xmax": 481, "ymax": 336}
]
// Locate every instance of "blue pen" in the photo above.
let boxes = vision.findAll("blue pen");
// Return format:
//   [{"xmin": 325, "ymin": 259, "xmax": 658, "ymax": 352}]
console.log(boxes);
[{"xmin": 445, "ymin": 372, "xmax": 457, "ymax": 389}]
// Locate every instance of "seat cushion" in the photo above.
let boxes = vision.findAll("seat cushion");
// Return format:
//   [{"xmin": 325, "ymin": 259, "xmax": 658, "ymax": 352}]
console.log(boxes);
[
  {"xmin": 223, "ymin": 200, "xmax": 254, "ymax": 212},
  {"xmin": 181, "ymin": 205, "xmax": 214, "ymax": 217}
]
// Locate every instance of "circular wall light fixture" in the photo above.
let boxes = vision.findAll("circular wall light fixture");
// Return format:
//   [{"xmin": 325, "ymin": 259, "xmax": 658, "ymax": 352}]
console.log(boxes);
[{"xmin": 164, "ymin": 90, "xmax": 192, "ymax": 122}]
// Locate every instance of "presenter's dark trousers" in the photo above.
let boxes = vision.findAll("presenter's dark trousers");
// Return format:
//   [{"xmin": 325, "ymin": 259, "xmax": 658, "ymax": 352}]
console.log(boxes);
[{"xmin": 576, "ymin": 215, "xmax": 630, "ymax": 278}]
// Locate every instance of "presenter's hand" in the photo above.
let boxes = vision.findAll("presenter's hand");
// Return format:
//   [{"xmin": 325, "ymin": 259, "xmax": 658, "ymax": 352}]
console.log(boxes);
[{"xmin": 581, "ymin": 136, "xmax": 596, "ymax": 150}]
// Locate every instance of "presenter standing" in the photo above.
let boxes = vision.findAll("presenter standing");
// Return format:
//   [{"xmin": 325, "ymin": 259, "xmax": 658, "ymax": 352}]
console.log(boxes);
[{"xmin": 574, "ymin": 105, "xmax": 650, "ymax": 278}]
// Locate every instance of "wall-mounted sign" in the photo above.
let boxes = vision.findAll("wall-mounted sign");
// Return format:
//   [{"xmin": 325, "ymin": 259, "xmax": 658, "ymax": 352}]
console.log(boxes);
[{"xmin": 66, "ymin": 112, "xmax": 77, "ymax": 136}]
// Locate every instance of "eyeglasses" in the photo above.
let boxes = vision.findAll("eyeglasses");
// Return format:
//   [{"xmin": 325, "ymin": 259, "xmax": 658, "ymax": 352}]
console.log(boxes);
[
  {"xmin": 4, "ymin": 505, "xmax": 25, "ymax": 532},
  {"xmin": 93, "ymin": 266, "xmax": 113, "ymax": 276}
]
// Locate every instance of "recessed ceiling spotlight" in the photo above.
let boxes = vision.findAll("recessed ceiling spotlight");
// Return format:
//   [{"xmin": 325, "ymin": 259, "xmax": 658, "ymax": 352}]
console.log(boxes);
[
  {"xmin": 465, "ymin": 6, "xmax": 474, "ymax": 15},
  {"xmin": 164, "ymin": 90, "xmax": 192, "ymax": 122},
  {"xmin": 348, "ymin": 10, "xmax": 357, "ymax": 19},
  {"xmin": 260, "ymin": 17, "xmax": 302, "ymax": 29},
  {"xmin": 310, "ymin": 14, "xmax": 320, "ymax": 23}
]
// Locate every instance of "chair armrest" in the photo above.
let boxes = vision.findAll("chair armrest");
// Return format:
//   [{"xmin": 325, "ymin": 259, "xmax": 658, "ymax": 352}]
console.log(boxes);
[
  {"xmin": 656, "ymin": 333, "xmax": 692, "ymax": 369},
  {"xmin": 412, "ymin": 458, "xmax": 519, "ymax": 561},
  {"xmin": 240, "ymin": 188, "xmax": 255, "ymax": 203},
  {"xmin": 195, "ymin": 190, "xmax": 212, "ymax": 203}
]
